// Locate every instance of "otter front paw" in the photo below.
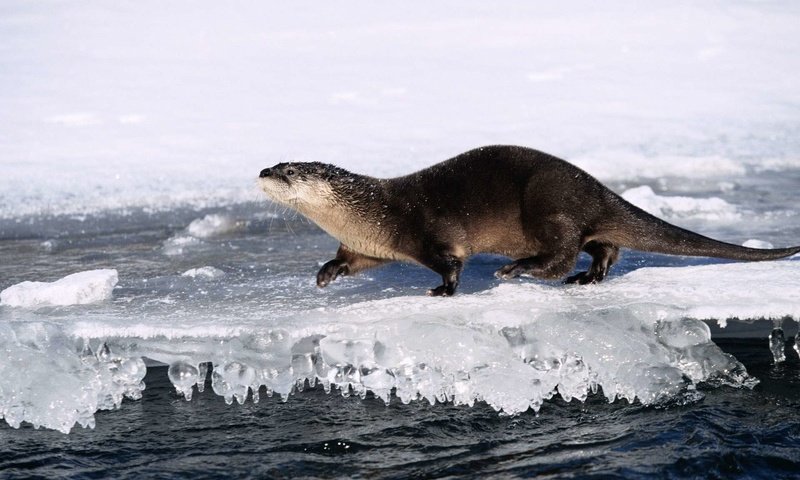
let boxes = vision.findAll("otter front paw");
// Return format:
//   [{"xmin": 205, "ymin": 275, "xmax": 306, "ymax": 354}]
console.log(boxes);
[
  {"xmin": 426, "ymin": 284, "xmax": 456, "ymax": 297},
  {"xmin": 564, "ymin": 270, "xmax": 603, "ymax": 285},
  {"xmin": 316, "ymin": 259, "xmax": 349, "ymax": 287}
]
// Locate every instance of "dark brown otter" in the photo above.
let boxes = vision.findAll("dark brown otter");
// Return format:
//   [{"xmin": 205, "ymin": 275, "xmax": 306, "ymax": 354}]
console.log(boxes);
[{"xmin": 258, "ymin": 145, "xmax": 799, "ymax": 296}]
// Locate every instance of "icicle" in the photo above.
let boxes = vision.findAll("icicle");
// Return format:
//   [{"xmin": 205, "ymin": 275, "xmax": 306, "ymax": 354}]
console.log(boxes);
[
  {"xmin": 197, "ymin": 362, "xmax": 209, "ymax": 392},
  {"xmin": 168, "ymin": 362, "xmax": 199, "ymax": 400},
  {"xmin": 97, "ymin": 342, "xmax": 111, "ymax": 362},
  {"xmin": 794, "ymin": 331, "xmax": 800, "ymax": 359},
  {"xmin": 769, "ymin": 328, "xmax": 786, "ymax": 364}
]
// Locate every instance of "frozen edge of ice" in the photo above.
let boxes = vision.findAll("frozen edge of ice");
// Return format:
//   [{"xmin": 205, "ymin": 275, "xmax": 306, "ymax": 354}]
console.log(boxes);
[{"xmin": 3, "ymin": 260, "xmax": 798, "ymax": 433}]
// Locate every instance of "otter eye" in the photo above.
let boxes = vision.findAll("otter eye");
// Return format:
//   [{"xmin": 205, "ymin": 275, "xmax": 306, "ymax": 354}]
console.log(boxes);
[{"xmin": 286, "ymin": 169, "xmax": 295, "ymax": 176}]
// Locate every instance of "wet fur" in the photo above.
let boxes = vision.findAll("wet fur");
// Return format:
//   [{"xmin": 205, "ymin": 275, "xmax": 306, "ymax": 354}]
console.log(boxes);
[{"xmin": 259, "ymin": 145, "xmax": 800, "ymax": 296}]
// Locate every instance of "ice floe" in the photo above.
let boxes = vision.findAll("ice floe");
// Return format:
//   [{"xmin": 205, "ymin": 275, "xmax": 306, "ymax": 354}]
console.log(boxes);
[
  {"xmin": 163, "ymin": 214, "xmax": 244, "ymax": 255},
  {"xmin": 186, "ymin": 214, "xmax": 243, "ymax": 238},
  {"xmin": 572, "ymin": 153, "xmax": 748, "ymax": 182},
  {"xmin": 742, "ymin": 239, "xmax": 774, "ymax": 249},
  {"xmin": 0, "ymin": 270, "xmax": 118, "ymax": 308}
]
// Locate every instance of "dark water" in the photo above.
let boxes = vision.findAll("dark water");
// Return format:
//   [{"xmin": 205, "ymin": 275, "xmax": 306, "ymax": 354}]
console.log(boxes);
[{"xmin": 2, "ymin": 339, "xmax": 799, "ymax": 479}]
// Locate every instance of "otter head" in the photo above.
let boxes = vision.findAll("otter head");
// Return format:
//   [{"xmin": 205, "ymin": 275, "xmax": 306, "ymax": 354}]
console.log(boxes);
[
  {"xmin": 259, "ymin": 161, "xmax": 395, "ymax": 257},
  {"xmin": 258, "ymin": 162, "xmax": 353, "ymax": 215}
]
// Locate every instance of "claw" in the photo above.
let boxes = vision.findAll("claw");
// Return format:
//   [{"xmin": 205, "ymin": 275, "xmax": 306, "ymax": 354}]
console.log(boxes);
[
  {"xmin": 564, "ymin": 271, "xmax": 598, "ymax": 285},
  {"xmin": 494, "ymin": 264, "xmax": 521, "ymax": 280},
  {"xmin": 316, "ymin": 259, "xmax": 348, "ymax": 288},
  {"xmin": 427, "ymin": 285, "xmax": 454, "ymax": 297}
]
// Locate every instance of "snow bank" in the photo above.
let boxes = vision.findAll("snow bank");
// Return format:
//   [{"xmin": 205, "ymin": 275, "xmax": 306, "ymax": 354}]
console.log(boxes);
[
  {"xmin": 621, "ymin": 186, "xmax": 741, "ymax": 222},
  {"xmin": 0, "ymin": 270, "xmax": 118, "ymax": 308}
]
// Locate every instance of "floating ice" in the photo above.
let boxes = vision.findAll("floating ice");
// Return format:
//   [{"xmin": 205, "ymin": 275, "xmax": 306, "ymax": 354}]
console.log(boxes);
[
  {"xmin": 743, "ymin": 239, "xmax": 774, "ymax": 249},
  {"xmin": 621, "ymin": 186, "xmax": 741, "ymax": 222},
  {"xmin": 186, "ymin": 214, "xmax": 243, "ymax": 239},
  {"xmin": 162, "ymin": 214, "xmax": 243, "ymax": 255},
  {"xmin": 162, "ymin": 235, "xmax": 203, "ymax": 256},
  {"xmin": 572, "ymin": 153, "xmax": 747, "ymax": 182},
  {"xmin": 0, "ymin": 270, "xmax": 118, "ymax": 308},
  {"xmin": 751, "ymin": 157, "xmax": 800, "ymax": 173},
  {"xmin": 181, "ymin": 267, "xmax": 226, "ymax": 279}
]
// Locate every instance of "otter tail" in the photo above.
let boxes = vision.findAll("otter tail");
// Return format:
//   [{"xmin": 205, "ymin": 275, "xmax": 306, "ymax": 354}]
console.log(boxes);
[{"xmin": 611, "ymin": 201, "xmax": 800, "ymax": 261}]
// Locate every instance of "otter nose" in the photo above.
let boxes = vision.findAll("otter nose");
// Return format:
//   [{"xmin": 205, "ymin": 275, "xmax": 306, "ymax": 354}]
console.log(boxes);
[{"xmin": 259, "ymin": 168, "xmax": 272, "ymax": 178}]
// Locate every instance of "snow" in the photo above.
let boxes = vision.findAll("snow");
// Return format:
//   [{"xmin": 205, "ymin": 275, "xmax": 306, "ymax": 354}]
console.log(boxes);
[
  {"xmin": 2, "ymin": 1, "xmax": 800, "ymax": 219},
  {"xmin": 0, "ymin": 270, "xmax": 118, "ymax": 308}
]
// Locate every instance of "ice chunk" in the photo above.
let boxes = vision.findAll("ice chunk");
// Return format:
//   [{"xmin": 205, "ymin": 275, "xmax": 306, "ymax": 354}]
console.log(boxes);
[
  {"xmin": 655, "ymin": 318, "xmax": 711, "ymax": 349},
  {"xmin": 181, "ymin": 267, "xmax": 225, "ymax": 279},
  {"xmin": 162, "ymin": 214, "xmax": 244, "ymax": 256},
  {"xmin": 571, "ymin": 152, "xmax": 747, "ymax": 182},
  {"xmin": 742, "ymin": 239, "xmax": 774, "ymax": 249},
  {"xmin": 186, "ymin": 214, "xmax": 242, "ymax": 238},
  {"xmin": 0, "ymin": 269, "xmax": 118, "ymax": 308},
  {"xmin": 162, "ymin": 235, "xmax": 203, "ymax": 256},
  {"xmin": 621, "ymin": 186, "xmax": 740, "ymax": 222}
]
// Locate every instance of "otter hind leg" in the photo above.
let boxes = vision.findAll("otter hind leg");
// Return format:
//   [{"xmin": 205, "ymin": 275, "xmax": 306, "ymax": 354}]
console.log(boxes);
[
  {"xmin": 565, "ymin": 241, "xmax": 619, "ymax": 285},
  {"xmin": 316, "ymin": 259, "xmax": 349, "ymax": 287},
  {"xmin": 494, "ymin": 251, "xmax": 578, "ymax": 281},
  {"xmin": 495, "ymin": 216, "xmax": 581, "ymax": 281},
  {"xmin": 316, "ymin": 244, "xmax": 387, "ymax": 288},
  {"xmin": 417, "ymin": 247, "xmax": 464, "ymax": 297}
]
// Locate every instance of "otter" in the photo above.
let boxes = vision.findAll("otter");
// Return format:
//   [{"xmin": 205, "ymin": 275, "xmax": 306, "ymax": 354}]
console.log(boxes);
[{"xmin": 258, "ymin": 145, "xmax": 800, "ymax": 296}]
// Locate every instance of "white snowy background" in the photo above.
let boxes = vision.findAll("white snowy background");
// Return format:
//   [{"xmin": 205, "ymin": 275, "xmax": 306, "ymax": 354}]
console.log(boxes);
[
  {"xmin": 2, "ymin": 0, "xmax": 800, "ymax": 216},
  {"xmin": 1, "ymin": 1, "xmax": 799, "ymax": 433}
]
